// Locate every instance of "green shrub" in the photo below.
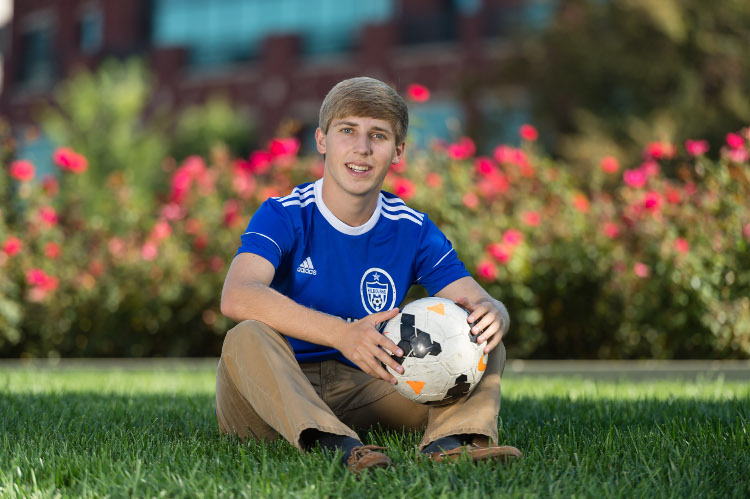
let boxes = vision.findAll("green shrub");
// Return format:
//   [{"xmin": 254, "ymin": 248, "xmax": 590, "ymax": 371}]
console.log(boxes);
[{"xmin": 1, "ymin": 63, "xmax": 748, "ymax": 359}]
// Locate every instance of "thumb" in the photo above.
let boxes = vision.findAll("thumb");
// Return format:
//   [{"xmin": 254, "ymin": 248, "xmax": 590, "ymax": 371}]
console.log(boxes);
[
  {"xmin": 369, "ymin": 307, "xmax": 400, "ymax": 326},
  {"xmin": 454, "ymin": 296, "xmax": 475, "ymax": 311}
]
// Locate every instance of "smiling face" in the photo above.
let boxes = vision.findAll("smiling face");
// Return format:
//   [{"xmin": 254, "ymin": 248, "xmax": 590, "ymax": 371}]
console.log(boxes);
[{"xmin": 316, "ymin": 115, "xmax": 405, "ymax": 202}]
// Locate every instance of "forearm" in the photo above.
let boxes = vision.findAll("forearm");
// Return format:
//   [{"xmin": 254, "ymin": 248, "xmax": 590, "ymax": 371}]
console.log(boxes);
[
  {"xmin": 220, "ymin": 281, "xmax": 345, "ymax": 349},
  {"xmin": 436, "ymin": 276, "xmax": 511, "ymax": 336}
]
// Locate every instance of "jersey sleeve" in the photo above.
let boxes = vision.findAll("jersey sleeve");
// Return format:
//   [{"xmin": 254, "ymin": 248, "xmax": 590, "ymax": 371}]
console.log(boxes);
[
  {"xmin": 414, "ymin": 216, "xmax": 471, "ymax": 295},
  {"xmin": 235, "ymin": 199, "xmax": 295, "ymax": 268}
]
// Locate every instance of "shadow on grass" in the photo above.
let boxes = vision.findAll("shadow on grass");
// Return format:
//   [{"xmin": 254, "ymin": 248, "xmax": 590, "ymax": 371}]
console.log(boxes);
[
  {"xmin": 2, "ymin": 391, "xmax": 747, "ymax": 451},
  {"xmin": 2, "ymin": 391, "xmax": 749, "ymax": 496}
]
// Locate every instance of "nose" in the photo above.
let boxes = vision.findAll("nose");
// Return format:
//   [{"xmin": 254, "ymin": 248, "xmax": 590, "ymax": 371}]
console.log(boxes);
[{"xmin": 353, "ymin": 133, "xmax": 372, "ymax": 155}]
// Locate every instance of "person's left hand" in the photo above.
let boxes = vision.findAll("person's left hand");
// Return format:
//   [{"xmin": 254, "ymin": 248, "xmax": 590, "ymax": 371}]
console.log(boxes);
[{"xmin": 454, "ymin": 296, "xmax": 509, "ymax": 354}]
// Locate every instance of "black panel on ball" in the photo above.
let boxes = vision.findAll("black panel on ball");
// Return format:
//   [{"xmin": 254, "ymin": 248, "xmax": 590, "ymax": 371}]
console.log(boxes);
[
  {"xmin": 442, "ymin": 374, "xmax": 471, "ymax": 403},
  {"xmin": 392, "ymin": 339, "xmax": 412, "ymax": 364},
  {"xmin": 400, "ymin": 313, "xmax": 417, "ymax": 341},
  {"xmin": 411, "ymin": 330, "xmax": 442, "ymax": 358},
  {"xmin": 468, "ymin": 318, "xmax": 480, "ymax": 343}
]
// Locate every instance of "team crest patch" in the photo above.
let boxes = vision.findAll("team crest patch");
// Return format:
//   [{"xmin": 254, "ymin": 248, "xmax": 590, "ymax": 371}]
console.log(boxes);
[{"xmin": 360, "ymin": 268, "xmax": 396, "ymax": 314}]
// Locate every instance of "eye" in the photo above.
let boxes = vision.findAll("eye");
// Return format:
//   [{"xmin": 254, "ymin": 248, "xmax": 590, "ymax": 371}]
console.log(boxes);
[
  {"xmin": 372, "ymin": 133, "xmax": 386, "ymax": 140},
  {"xmin": 341, "ymin": 127, "xmax": 353, "ymax": 134}
]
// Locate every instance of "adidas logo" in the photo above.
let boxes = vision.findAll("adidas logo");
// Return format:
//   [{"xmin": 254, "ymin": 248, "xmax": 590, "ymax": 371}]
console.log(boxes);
[{"xmin": 296, "ymin": 257, "xmax": 317, "ymax": 275}]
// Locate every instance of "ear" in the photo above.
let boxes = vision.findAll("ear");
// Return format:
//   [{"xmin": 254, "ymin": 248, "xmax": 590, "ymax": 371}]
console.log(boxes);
[
  {"xmin": 315, "ymin": 128, "xmax": 327, "ymax": 155},
  {"xmin": 392, "ymin": 141, "xmax": 406, "ymax": 165}
]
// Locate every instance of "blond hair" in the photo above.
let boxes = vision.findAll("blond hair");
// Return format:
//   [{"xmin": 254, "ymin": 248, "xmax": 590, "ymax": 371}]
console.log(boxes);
[{"xmin": 319, "ymin": 77, "xmax": 409, "ymax": 144}]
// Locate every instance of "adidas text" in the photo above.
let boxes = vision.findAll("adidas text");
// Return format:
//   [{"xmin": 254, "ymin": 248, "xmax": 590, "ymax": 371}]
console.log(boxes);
[{"xmin": 296, "ymin": 257, "xmax": 317, "ymax": 275}]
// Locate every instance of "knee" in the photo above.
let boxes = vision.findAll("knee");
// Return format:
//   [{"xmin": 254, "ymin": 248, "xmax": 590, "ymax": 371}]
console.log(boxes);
[
  {"xmin": 487, "ymin": 340, "xmax": 506, "ymax": 375},
  {"xmin": 222, "ymin": 320, "xmax": 291, "ymax": 358},
  {"xmin": 222, "ymin": 320, "xmax": 270, "ymax": 356}
]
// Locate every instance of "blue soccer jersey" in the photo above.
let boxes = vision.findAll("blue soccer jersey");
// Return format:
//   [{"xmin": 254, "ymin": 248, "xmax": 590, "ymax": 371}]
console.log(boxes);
[{"xmin": 235, "ymin": 178, "xmax": 470, "ymax": 365}]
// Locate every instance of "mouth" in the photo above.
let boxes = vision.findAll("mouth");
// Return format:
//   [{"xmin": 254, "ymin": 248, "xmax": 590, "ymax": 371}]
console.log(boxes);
[{"xmin": 346, "ymin": 163, "xmax": 372, "ymax": 173}]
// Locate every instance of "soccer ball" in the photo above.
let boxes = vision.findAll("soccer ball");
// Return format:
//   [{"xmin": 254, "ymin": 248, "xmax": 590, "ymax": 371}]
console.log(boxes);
[{"xmin": 382, "ymin": 297, "xmax": 488, "ymax": 405}]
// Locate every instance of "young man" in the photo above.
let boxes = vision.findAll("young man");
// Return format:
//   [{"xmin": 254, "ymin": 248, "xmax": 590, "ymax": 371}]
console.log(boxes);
[{"xmin": 217, "ymin": 77, "xmax": 521, "ymax": 475}]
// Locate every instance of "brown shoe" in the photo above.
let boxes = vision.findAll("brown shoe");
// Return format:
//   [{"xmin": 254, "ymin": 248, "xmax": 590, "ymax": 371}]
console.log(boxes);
[
  {"xmin": 423, "ymin": 443, "xmax": 523, "ymax": 464},
  {"xmin": 346, "ymin": 445, "xmax": 393, "ymax": 475}
]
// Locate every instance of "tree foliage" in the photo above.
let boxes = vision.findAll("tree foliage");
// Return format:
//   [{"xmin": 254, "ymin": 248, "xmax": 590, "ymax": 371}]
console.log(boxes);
[{"xmin": 500, "ymin": 0, "xmax": 750, "ymax": 169}]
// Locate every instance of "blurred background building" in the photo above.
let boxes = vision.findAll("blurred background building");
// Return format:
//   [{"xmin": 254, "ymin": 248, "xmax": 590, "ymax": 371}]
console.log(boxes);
[{"xmin": 0, "ymin": 0, "xmax": 555, "ymax": 161}]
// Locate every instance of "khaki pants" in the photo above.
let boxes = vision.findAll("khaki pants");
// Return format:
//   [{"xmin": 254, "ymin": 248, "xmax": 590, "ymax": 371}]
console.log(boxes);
[{"xmin": 215, "ymin": 320, "xmax": 506, "ymax": 451}]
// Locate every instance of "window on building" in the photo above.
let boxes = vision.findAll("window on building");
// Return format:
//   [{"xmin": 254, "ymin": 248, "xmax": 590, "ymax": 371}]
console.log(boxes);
[
  {"xmin": 408, "ymin": 100, "xmax": 466, "ymax": 150},
  {"xmin": 483, "ymin": 0, "xmax": 559, "ymax": 37},
  {"xmin": 78, "ymin": 5, "xmax": 103, "ymax": 54},
  {"xmin": 151, "ymin": 0, "xmax": 395, "ymax": 68},
  {"xmin": 455, "ymin": 0, "xmax": 482, "ymax": 15},
  {"xmin": 399, "ymin": 0, "xmax": 458, "ymax": 45},
  {"xmin": 17, "ymin": 13, "xmax": 55, "ymax": 87},
  {"xmin": 477, "ymin": 93, "xmax": 531, "ymax": 151},
  {"xmin": 15, "ymin": 129, "xmax": 56, "ymax": 178}
]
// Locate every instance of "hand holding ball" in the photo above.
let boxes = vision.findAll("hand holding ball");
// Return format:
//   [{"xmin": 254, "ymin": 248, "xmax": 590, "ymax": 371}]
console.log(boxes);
[{"xmin": 381, "ymin": 297, "xmax": 488, "ymax": 405}]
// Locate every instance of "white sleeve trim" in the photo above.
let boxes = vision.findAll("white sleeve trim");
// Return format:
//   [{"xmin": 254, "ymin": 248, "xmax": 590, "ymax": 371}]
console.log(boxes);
[
  {"xmin": 381, "ymin": 211, "xmax": 423, "ymax": 226},
  {"xmin": 381, "ymin": 195, "xmax": 425, "ymax": 219},
  {"xmin": 416, "ymin": 248, "xmax": 455, "ymax": 282},
  {"xmin": 282, "ymin": 197, "xmax": 316, "ymax": 208},
  {"xmin": 242, "ymin": 231, "xmax": 282, "ymax": 256}
]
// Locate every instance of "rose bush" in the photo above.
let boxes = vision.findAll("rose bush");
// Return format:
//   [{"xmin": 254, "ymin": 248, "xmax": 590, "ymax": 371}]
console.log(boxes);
[
  {"xmin": 390, "ymin": 126, "xmax": 750, "ymax": 359},
  {"xmin": 1, "ymin": 106, "xmax": 748, "ymax": 359}
]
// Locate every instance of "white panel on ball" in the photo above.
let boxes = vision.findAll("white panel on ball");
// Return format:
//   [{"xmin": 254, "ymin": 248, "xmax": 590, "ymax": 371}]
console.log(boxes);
[{"xmin": 382, "ymin": 297, "xmax": 487, "ymax": 405}]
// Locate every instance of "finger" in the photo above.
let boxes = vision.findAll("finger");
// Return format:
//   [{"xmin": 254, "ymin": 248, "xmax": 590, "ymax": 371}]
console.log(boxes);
[
  {"xmin": 466, "ymin": 303, "xmax": 489, "ymax": 325},
  {"xmin": 368, "ymin": 333, "xmax": 405, "ymax": 371},
  {"xmin": 373, "ymin": 346, "xmax": 405, "ymax": 375},
  {"xmin": 379, "ymin": 336, "xmax": 404, "ymax": 358},
  {"xmin": 367, "ymin": 356, "xmax": 398, "ymax": 384},
  {"xmin": 369, "ymin": 307, "xmax": 400, "ymax": 326},
  {"xmin": 484, "ymin": 329, "xmax": 503, "ymax": 354},
  {"xmin": 368, "ymin": 330, "xmax": 405, "ymax": 367},
  {"xmin": 352, "ymin": 348, "xmax": 395, "ymax": 382},
  {"xmin": 477, "ymin": 321, "xmax": 500, "ymax": 345},
  {"xmin": 472, "ymin": 309, "xmax": 496, "ymax": 336}
]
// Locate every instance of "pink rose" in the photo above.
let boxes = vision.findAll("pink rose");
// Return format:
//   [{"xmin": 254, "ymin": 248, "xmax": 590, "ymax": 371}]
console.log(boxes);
[
  {"xmin": 9, "ymin": 160, "xmax": 35, "ymax": 182},
  {"xmin": 600, "ymin": 156, "xmax": 619, "ymax": 174},
  {"xmin": 726, "ymin": 133, "xmax": 744, "ymax": 149},
  {"xmin": 634, "ymin": 262, "xmax": 650, "ymax": 278},
  {"xmin": 393, "ymin": 178, "xmax": 416, "ymax": 201},
  {"xmin": 3, "ymin": 236, "xmax": 23, "ymax": 256},
  {"xmin": 53, "ymin": 147, "xmax": 88, "ymax": 173},
  {"xmin": 522, "ymin": 211, "xmax": 541, "ymax": 227},
  {"xmin": 519, "ymin": 124, "xmax": 538, "ymax": 142},
  {"xmin": 476, "ymin": 259, "xmax": 498, "ymax": 281},
  {"xmin": 462, "ymin": 192, "xmax": 479, "ymax": 209},
  {"xmin": 685, "ymin": 139, "xmax": 709, "ymax": 157},
  {"xmin": 502, "ymin": 229, "xmax": 523, "ymax": 247},
  {"xmin": 487, "ymin": 243, "xmax": 511, "ymax": 264},
  {"xmin": 674, "ymin": 238, "xmax": 689, "ymax": 254},
  {"xmin": 406, "ymin": 83, "xmax": 430, "ymax": 103},
  {"xmin": 623, "ymin": 168, "xmax": 647, "ymax": 188},
  {"xmin": 602, "ymin": 222, "xmax": 619, "ymax": 239}
]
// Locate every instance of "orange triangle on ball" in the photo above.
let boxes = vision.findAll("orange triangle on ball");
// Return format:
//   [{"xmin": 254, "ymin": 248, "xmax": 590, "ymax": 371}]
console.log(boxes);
[
  {"xmin": 406, "ymin": 380, "xmax": 426, "ymax": 394},
  {"xmin": 478, "ymin": 354, "xmax": 488, "ymax": 372},
  {"xmin": 427, "ymin": 303, "xmax": 445, "ymax": 315}
]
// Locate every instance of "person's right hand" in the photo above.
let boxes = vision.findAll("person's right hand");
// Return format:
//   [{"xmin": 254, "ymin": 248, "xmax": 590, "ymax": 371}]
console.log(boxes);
[{"xmin": 335, "ymin": 308, "xmax": 404, "ymax": 384}]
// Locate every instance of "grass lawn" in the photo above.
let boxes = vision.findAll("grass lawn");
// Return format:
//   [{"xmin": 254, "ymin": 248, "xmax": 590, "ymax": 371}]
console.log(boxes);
[{"xmin": 1, "ymin": 364, "xmax": 748, "ymax": 498}]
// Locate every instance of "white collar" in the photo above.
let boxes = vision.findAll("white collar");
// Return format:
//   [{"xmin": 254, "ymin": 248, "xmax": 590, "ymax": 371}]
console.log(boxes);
[{"xmin": 313, "ymin": 178, "xmax": 382, "ymax": 235}]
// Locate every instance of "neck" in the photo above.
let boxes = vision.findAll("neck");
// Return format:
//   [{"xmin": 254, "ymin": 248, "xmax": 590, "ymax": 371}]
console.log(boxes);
[{"xmin": 321, "ymin": 179, "xmax": 380, "ymax": 227}]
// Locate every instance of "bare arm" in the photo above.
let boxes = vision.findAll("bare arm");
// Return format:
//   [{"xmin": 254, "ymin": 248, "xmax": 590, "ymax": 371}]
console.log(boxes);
[
  {"xmin": 435, "ymin": 276, "xmax": 510, "ymax": 354},
  {"xmin": 220, "ymin": 253, "xmax": 404, "ymax": 382}
]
